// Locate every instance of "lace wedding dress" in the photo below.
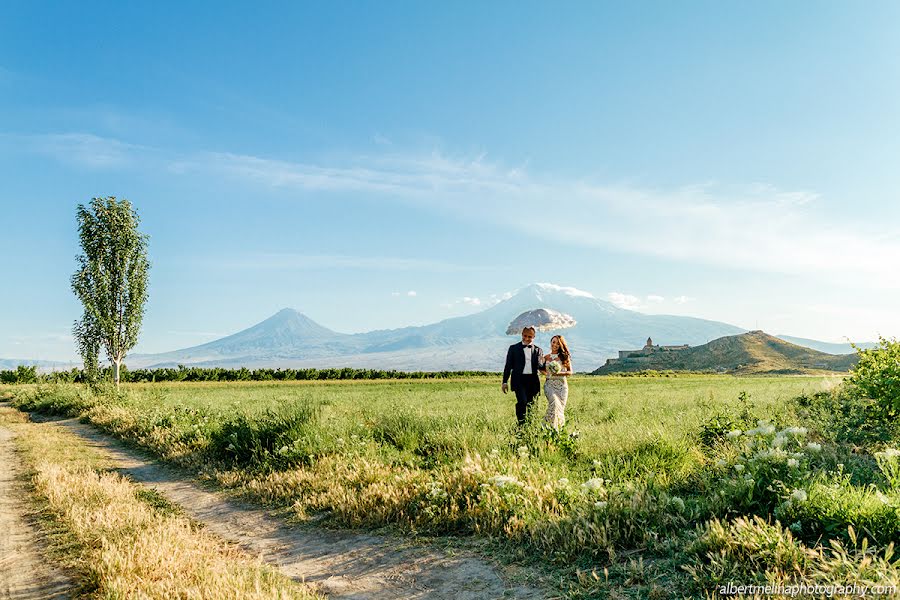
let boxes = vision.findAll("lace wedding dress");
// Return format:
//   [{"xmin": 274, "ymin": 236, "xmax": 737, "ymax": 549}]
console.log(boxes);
[{"xmin": 542, "ymin": 355, "xmax": 571, "ymax": 429}]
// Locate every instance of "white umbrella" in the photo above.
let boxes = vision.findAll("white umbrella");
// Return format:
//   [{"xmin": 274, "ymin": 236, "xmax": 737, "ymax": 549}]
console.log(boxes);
[{"xmin": 506, "ymin": 308, "xmax": 577, "ymax": 335}]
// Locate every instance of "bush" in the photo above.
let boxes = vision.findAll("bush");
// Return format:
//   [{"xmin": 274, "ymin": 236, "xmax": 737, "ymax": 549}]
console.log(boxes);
[
  {"xmin": 848, "ymin": 336, "xmax": 900, "ymax": 415},
  {"xmin": 209, "ymin": 400, "xmax": 328, "ymax": 469}
]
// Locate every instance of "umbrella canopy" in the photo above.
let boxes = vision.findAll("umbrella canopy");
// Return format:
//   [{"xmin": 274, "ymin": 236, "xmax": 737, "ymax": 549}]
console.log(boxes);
[{"xmin": 506, "ymin": 308, "xmax": 577, "ymax": 335}]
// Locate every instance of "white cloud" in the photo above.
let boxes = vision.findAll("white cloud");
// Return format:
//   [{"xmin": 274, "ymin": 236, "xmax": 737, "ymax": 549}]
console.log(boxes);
[
  {"xmin": 186, "ymin": 149, "xmax": 900, "ymax": 288},
  {"xmin": 13, "ymin": 131, "xmax": 900, "ymax": 289},
  {"xmin": 461, "ymin": 296, "xmax": 481, "ymax": 305},
  {"xmin": 674, "ymin": 295, "xmax": 694, "ymax": 304},
  {"xmin": 407, "ymin": 290, "xmax": 417, "ymax": 297},
  {"xmin": 607, "ymin": 292, "xmax": 642, "ymax": 310},
  {"xmin": 5, "ymin": 132, "xmax": 143, "ymax": 168},
  {"xmin": 646, "ymin": 294, "xmax": 665, "ymax": 303}
]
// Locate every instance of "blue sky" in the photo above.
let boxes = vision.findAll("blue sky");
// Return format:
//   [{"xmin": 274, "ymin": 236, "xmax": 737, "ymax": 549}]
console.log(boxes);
[{"xmin": 2, "ymin": 1, "xmax": 900, "ymax": 360}]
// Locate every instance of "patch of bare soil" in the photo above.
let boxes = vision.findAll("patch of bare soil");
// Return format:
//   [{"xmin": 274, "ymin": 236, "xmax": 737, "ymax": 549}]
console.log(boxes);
[
  {"xmin": 0, "ymin": 426, "xmax": 71, "ymax": 599},
  {"xmin": 50, "ymin": 418, "xmax": 546, "ymax": 599}
]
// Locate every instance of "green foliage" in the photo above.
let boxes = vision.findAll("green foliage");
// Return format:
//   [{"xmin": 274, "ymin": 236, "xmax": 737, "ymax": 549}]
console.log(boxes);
[
  {"xmin": 793, "ymin": 388, "xmax": 898, "ymax": 446},
  {"xmin": 848, "ymin": 336, "xmax": 900, "ymax": 415},
  {"xmin": 697, "ymin": 390, "xmax": 757, "ymax": 448},
  {"xmin": 71, "ymin": 197, "xmax": 150, "ymax": 386},
  {"xmin": 0, "ymin": 365, "xmax": 38, "ymax": 384},
  {"xmin": 0, "ymin": 365, "xmax": 498, "ymax": 384},
  {"xmin": 685, "ymin": 516, "xmax": 900, "ymax": 593},
  {"xmin": 10, "ymin": 375, "xmax": 885, "ymax": 596},
  {"xmin": 209, "ymin": 400, "xmax": 326, "ymax": 469}
]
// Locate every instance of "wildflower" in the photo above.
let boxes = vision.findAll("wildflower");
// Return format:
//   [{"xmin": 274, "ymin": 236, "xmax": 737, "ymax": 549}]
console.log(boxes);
[
  {"xmin": 594, "ymin": 501, "xmax": 608, "ymax": 509},
  {"xmin": 488, "ymin": 475, "xmax": 523, "ymax": 489},
  {"xmin": 780, "ymin": 426, "xmax": 807, "ymax": 436},
  {"xmin": 581, "ymin": 478, "xmax": 605, "ymax": 493},
  {"xmin": 517, "ymin": 446, "xmax": 529, "ymax": 458},
  {"xmin": 787, "ymin": 458, "xmax": 799, "ymax": 468},
  {"xmin": 734, "ymin": 464, "xmax": 745, "ymax": 473},
  {"xmin": 791, "ymin": 489, "xmax": 808, "ymax": 503},
  {"xmin": 726, "ymin": 430, "xmax": 743, "ymax": 438},
  {"xmin": 771, "ymin": 435, "xmax": 786, "ymax": 448},
  {"xmin": 806, "ymin": 442, "xmax": 822, "ymax": 452}
]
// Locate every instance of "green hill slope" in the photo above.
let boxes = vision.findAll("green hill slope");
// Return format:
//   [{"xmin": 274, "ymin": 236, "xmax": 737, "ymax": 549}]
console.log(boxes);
[{"xmin": 592, "ymin": 330, "xmax": 858, "ymax": 375}]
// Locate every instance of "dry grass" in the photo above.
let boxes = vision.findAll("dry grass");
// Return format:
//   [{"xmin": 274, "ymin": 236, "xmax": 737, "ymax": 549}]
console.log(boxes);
[{"xmin": 1, "ymin": 407, "xmax": 318, "ymax": 599}]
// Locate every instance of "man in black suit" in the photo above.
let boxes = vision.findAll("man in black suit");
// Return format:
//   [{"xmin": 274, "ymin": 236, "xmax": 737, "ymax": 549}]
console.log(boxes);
[{"xmin": 502, "ymin": 326, "xmax": 544, "ymax": 424}]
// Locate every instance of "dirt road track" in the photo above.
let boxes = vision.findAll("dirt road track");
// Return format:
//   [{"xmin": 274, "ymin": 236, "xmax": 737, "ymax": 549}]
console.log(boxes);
[
  {"xmin": 0, "ymin": 426, "xmax": 71, "ymax": 600},
  {"xmin": 49, "ymin": 417, "xmax": 546, "ymax": 600}
]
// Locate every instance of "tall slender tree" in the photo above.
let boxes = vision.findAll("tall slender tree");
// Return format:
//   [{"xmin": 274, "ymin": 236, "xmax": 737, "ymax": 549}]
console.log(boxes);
[{"xmin": 71, "ymin": 197, "xmax": 150, "ymax": 387}]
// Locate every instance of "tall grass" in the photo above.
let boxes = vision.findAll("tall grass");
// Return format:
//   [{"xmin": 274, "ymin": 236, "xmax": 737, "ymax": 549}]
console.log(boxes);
[
  {"xmin": 9, "ymin": 374, "xmax": 899, "ymax": 597},
  {"xmin": 0, "ymin": 406, "xmax": 318, "ymax": 599}
]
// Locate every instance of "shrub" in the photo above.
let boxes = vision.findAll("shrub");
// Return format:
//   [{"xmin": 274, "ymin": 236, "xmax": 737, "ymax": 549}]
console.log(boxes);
[
  {"xmin": 209, "ymin": 400, "xmax": 328, "ymax": 469},
  {"xmin": 848, "ymin": 336, "xmax": 900, "ymax": 415}
]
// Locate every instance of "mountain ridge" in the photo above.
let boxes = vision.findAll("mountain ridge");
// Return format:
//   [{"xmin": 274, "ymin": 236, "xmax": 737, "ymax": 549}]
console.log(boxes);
[
  {"xmin": 123, "ymin": 283, "xmax": 860, "ymax": 372},
  {"xmin": 592, "ymin": 330, "xmax": 858, "ymax": 374}
]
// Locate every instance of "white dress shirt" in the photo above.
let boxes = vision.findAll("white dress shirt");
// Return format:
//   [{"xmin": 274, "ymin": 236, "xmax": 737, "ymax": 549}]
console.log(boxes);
[{"xmin": 522, "ymin": 344, "xmax": 533, "ymax": 374}]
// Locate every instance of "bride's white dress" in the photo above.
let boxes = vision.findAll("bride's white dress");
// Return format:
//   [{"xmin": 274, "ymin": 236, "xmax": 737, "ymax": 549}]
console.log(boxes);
[{"xmin": 542, "ymin": 355, "xmax": 571, "ymax": 429}]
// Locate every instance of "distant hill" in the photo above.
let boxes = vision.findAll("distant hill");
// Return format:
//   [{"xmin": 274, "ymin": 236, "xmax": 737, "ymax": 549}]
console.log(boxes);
[
  {"xmin": 128, "ymin": 283, "xmax": 747, "ymax": 371},
  {"xmin": 0, "ymin": 358, "xmax": 79, "ymax": 372},
  {"xmin": 592, "ymin": 330, "xmax": 859, "ymax": 375},
  {"xmin": 775, "ymin": 335, "xmax": 876, "ymax": 355}
]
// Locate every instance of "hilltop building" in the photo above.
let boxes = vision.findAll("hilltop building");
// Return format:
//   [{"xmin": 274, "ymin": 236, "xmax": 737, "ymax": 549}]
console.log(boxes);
[{"xmin": 604, "ymin": 336, "xmax": 691, "ymax": 367}]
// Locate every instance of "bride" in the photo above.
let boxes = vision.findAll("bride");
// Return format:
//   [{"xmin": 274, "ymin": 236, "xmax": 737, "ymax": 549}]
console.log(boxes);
[{"xmin": 540, "ymin": 335, "xmax": 573, "ymax": 430}]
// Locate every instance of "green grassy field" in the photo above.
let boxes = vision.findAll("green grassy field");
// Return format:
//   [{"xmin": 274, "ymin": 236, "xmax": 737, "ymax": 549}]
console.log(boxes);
[{"xmin": 7, "ymin": 373, "xmax": 900, "ymax": 598}]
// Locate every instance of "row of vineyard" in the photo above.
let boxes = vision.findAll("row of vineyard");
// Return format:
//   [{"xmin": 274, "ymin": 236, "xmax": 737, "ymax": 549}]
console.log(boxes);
[{"xmin": 0, "ymin": 364, "xmax": 498, "ymax": 384}]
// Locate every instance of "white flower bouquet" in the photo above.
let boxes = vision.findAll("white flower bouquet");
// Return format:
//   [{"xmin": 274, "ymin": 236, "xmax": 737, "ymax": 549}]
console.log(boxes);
[{"xmin": 546, "ymin": 360, "xmax": 562, "ymax": 375}]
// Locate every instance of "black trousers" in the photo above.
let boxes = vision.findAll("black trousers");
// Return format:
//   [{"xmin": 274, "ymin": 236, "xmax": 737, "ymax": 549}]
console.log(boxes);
[{"xmin": 513, "ymin": 374, "xmax": 542, "ymax": 424}]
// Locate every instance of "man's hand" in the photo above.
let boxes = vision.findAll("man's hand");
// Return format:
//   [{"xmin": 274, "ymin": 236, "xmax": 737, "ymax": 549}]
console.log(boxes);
[{"xmin": 501, "ymin": 382, "xmax": 508, "ymax": 394}]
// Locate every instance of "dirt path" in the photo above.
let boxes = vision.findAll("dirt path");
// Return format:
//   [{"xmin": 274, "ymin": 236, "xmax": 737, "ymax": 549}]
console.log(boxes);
[
  {"xmin": 47, "ymin": 417, "xmax": 545, "ymax": 600},
  {"xmin": 0, "ymin": 426, "xmax": 71, "ymax": 600}
]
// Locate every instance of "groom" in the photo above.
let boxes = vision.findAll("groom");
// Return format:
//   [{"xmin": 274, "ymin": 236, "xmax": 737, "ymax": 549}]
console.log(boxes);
[{"xmin": 502, "ymin": 326, "xmax": 544, "ymax": 424}]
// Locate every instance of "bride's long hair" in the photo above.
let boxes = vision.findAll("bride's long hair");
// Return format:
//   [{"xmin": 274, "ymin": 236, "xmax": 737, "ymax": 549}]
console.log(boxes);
[{"xmin": 552, "ymin": 335, "xmax": 572, "ymax": 370}]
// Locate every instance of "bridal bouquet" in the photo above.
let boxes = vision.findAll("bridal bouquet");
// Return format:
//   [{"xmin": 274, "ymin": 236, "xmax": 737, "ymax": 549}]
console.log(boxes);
[{"xmin": 546, "ymin": 360, "xmax": 562, "ymax": 375}]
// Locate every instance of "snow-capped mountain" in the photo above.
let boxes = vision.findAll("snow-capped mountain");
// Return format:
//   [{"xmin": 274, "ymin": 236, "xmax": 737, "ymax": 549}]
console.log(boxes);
[{"xmin": 128, "ymin": 283, "xmax": 747, "ymax": 371}]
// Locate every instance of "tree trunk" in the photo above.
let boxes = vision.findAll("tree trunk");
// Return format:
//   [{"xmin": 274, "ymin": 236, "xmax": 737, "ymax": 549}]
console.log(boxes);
[{"xmin": 114, "ymin": 360, "xmax": 121, "ymax": 387}]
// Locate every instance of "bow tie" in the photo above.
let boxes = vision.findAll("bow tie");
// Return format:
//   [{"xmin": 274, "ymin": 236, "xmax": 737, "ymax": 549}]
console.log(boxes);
[{"xmin": 524, "ymin": 345, "xmax": 532, "ymax": 348}]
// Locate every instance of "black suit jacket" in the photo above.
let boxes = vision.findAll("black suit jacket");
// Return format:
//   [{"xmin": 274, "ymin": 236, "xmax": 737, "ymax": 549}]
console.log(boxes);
[{"xmin": 503, "ymin": 342, "xmax": 543, "ymax": 390}]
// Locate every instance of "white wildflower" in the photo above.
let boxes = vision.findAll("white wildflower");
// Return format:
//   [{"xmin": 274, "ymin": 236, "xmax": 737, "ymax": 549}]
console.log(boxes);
[
  {"xmin": 594, "ymin": 501, "xmax": 608, "ymax": 509},
  {"xmin": 734, "ymin": 464, "xmax": 745, "ymax": 473},
  {"xmin": 787, "ymin": 458, "xmax": 799, "ymax": 468},
  {"xmin": 517, "ymin": 446, "xmax": 529, "ymax": 458},
  {"xmin": 489, "ymin": 475, "xmax": 523, "ymax": 489},
  {"xmin": 581, "ymin": 478, "xmax": 605, "ymax": 493},
  {"xmin": 726, "ymin": 430, "xmax": 743, "ymax": 439},
  {"xmin": 771, "ymin": 435, "xmax": 787, "ymax": 448},
  {"xmin": 806, "ymin": 442, "xmax": 822, "ymax": 452},
  {"xmin": 791, "ymin": 489, "xmax": 808, "ymax": 503},
  {"xmin": 780, "ymin": 426, "xmax": 808, "ymax": 436}
]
